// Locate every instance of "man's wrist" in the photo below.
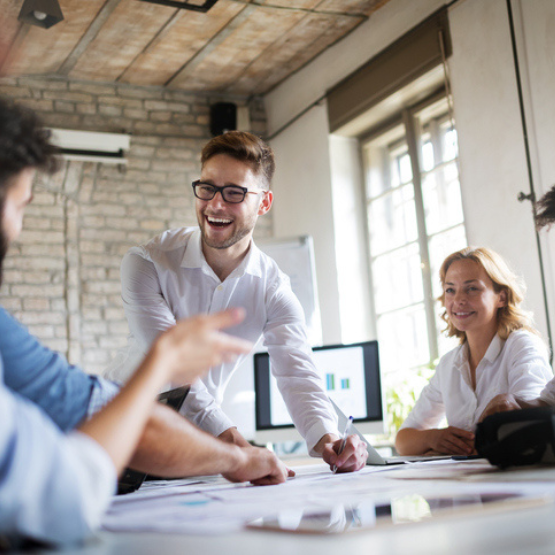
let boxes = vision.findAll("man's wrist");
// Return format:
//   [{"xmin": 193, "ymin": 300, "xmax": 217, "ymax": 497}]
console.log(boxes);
[
  {"xmin": 312, "ymin": 433, "xmax": 339, "ymax": 455},
  {"xmin": 218, "ymin": 426, "xmax": 250, "ymax": 447},
  {"xmin": 224, "ymin": 443, "xmax": 248, "ymax": 475}
]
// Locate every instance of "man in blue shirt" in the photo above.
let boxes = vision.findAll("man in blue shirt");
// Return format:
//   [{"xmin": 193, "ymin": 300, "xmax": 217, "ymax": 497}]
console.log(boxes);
[{"xmin": 0, "ymin": 96, "xmax": 290, "ymax": 546}]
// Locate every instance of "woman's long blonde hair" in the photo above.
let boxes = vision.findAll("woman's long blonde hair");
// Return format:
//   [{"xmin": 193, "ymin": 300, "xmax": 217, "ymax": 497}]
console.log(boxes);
[{"xmin": 438, "ymin": 247, "xmax": 537, "ymax": 343}]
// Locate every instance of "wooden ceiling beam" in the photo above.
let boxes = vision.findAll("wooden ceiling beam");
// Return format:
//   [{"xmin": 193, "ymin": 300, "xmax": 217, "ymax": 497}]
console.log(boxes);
[
  {"xmin": 165, "ymin": 3, "xmax": 257, "ymax": 88},
  {"xmin": 58, "ymin": 0, "xmax": 123, "ymax": 76}
]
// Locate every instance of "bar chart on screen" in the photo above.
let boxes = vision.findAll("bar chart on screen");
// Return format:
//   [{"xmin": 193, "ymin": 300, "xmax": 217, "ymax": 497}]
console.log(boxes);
[{"xmin": 315, "ymin": 346, "xmax": 367, "ymax": 419}]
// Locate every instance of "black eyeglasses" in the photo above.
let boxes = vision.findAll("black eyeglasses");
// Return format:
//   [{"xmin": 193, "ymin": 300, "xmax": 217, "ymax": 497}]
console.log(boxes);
[{"xmin": 192, "ymin": 180, "xmax": 262, "ymax": 204}]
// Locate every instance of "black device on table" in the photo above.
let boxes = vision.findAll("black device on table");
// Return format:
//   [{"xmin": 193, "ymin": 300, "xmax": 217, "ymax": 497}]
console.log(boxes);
[{"xmin": 116, "ymin": 386, "xmax": 190, "ymax": 495}]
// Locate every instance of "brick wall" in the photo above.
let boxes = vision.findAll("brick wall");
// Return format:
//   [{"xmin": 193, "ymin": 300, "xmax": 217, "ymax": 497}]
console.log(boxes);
[{"xmin": 0, "ymin": 76, "xmax": 272, "ymax": 375}]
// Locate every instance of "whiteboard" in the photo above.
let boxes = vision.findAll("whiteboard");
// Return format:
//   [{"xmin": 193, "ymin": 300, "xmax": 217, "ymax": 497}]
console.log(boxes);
[
  {"xmin": 220, "ymin": 235, "xmax": 322, "ymax": 439},
  {"xmin": 257, "ymin": 235, "xmax": 322, "ymax": 345}
]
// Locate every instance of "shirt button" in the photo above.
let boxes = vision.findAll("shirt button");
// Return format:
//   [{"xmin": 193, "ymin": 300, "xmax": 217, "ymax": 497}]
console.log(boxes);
[{"xmin": 217, "ymin": 285, "xmax": 223, "ymax": 292}]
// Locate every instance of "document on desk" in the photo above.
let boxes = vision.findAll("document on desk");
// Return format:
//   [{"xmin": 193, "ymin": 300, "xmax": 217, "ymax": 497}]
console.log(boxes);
[
  {"xmin": 102, "ymin": 461, "xmax": 555, "ymax": 535},
  {"xmin": 103, "ymin": 464, "xmax": 404, "ymax": 534}
]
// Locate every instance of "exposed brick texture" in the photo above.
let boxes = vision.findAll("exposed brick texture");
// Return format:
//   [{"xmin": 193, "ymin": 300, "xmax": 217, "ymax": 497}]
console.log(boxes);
[{"xmin": 0, "ymin": 77, "xmax": 272, "ymax": 375}]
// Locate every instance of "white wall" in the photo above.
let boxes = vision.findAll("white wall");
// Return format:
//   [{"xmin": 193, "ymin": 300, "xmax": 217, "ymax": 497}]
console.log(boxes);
[
  {"xmin": 517, "ymin": 0, "xmax": 555, "ymax": 343},
  {"xmin": 448, "ymin": 0, "xmax": 551, "ymax": 342},
  {"xmin": 265, "ymin": 0, "xmax": 555, "ymax": 350},
  {"xmin": 270, "ymin": 103, "xmax": 342, "ymax": 343},
  {"xmin": 265, "ymin": 0, "xmax": 446, "ymax": 137},
  {"xmin": 267, "ymin": 0, "xmax": 446, "ymax": 345},
  {"xmin": 329, "ymin": 134, "xmax": 374, "ymax": 343}
]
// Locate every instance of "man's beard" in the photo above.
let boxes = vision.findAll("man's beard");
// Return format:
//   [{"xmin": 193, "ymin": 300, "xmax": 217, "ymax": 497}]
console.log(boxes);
[
  {"xmin": 199, "ymin": 223, "xmax": 252, "ymax": 250},
  {"xmin": 0, "ymin": 227, "xmax": 7, "ymax": 287},
  {"xmin": 198, "ymin": 211, "xmax": 257, "ymax": 250}
]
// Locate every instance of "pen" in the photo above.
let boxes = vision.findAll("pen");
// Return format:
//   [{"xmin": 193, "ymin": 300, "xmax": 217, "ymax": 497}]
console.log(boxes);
[{"xmin": 333, "ymin": 415, "xmax": 353, "ymax": 474}]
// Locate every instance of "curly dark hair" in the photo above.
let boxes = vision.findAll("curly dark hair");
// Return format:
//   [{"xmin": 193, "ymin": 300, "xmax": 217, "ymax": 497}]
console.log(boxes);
[
  {"xmin": 0, "ymin": 96, "xmax": 59, "ymax": 190},
  {"xmin": 0, "ymin": 96, "xmax": 59, "ymax": 284},
  {"xmin": 535, "ymin": 186, "xmax": 555, "ymax": 230}
]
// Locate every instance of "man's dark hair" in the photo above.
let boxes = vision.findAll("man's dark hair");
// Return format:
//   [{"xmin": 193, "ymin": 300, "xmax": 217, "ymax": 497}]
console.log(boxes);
[
  {"xmin": 0, "ymin": 96, "xmax": 59, "ymax": 192},
  {"xmin": 200, "ymin": 131, "xmax": 275, "ymax": 190},
  {"xmin": 535, "ymin": 186, "xmax": 555, "ymax": 230},
  {"xmin": 0, "ymin": 96, "xmax": 59, "ymax": 283}
]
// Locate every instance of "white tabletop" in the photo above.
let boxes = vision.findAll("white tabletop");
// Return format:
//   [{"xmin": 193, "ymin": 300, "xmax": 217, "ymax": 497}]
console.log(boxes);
[{"xmin": 25, "ymin": 460, "xmax": 555, "ymax": 554}]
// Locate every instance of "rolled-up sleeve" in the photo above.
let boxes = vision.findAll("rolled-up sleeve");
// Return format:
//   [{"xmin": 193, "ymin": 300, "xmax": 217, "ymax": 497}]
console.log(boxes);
[
  {"xmin": 263, "ymin": 278, "xmax": 339, "ymax": 453},
  {"xmin": 86, "ymin": 377, "xmax": 121, "ymax": 418},
  {"xmin": 400, "ymin": 367, "xmax": 445, "ymax": 431},
  {"xmin": 179, "ymin": 379, "xmax": 235, "ymax": 437},
  {"xmin": 0, "ymin": 384, "xmax": 116, "ymax": 546},
  {"xmin": 507, "ymin": 332, "xmax": 553, "ymax": 400},
  {"xmin": 539, "ymin": 380, "xmax": 555, "ymax": 405}
]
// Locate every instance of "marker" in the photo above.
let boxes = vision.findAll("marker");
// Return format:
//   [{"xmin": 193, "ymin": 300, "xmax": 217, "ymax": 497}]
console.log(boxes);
[{"xmin": 333, "ymin": 415, "xmax": 353, "ymax": 474}]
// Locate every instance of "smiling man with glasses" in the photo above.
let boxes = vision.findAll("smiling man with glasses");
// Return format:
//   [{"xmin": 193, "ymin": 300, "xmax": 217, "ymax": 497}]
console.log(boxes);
[{"xmin": 109, "ymin": 131, "xmax": 367, "ymax": 473}]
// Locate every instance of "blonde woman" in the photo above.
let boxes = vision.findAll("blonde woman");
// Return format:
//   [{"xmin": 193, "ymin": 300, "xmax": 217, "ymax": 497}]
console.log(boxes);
[{"xmin": 395, "ymin": 247, "xmax": 553, "ymax": 456}]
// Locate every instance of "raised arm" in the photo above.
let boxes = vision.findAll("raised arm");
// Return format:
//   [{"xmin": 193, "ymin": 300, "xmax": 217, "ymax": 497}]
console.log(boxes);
[
  {"xmin": 79, "ymin": 309, "xmax": 252, "ymax": 473},
  {"xmin": 82, "ymin": 309, "xmax": 290, "ymax": 484},
  {"xmin": 2, "ymin": 310, "xmax": 289, "ymax": 546}
]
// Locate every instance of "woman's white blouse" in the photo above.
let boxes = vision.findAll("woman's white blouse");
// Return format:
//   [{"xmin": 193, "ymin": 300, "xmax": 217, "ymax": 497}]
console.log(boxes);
[{"xmin": 400, "ymin": 330, "xmax": 553, "ymax": 432}]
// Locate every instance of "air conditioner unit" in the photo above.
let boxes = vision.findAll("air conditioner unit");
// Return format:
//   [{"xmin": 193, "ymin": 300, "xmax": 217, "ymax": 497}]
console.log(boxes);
[{"xmin": 49, "ymin": 128, "xmax": 130, "ymax": 165}]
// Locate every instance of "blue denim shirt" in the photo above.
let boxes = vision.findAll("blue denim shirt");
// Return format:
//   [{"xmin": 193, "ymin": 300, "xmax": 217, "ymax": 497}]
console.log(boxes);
[
  {"xmin": 0, "ymin": 307, "xmax": 118, "ymax": 429},
  {"xmin": 0, "ymin": 307, "xmax": 117, "ymax": 545}
]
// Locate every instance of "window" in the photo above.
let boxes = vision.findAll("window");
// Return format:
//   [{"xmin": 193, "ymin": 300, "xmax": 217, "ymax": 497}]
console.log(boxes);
[{"xmin": 362, "ymin": 93, "xmax": 466, "ymax": 431}]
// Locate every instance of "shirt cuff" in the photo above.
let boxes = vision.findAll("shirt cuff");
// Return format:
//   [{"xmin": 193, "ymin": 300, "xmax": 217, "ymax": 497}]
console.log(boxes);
[
  {"xmin": 179, "ymin": 402, "xmax": 235, "ymax": 438},
  {"xmin": 65, "ymin": 432, "xmax": 117, "ymax": 531},
  {"xmin": 305, "ymin": 420, "xmax": 340, "ymax": 457},
  {"xmin": 87, "ymin": 378, "xmax": 121, "ymax": 419},
  {"xmin": 539, "ymin": 382, "xmax": 555, "ymax": 406}
]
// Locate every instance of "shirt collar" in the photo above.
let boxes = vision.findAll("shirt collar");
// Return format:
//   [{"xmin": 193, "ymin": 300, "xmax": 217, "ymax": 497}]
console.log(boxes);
[
  {"xmin": 483, "ymin": 333, "xmax": 504, "ymax": 364},
  {"xmin": 453, "ymin": 333, "xmax": 504, "ymax": 372},
  {"xmin": 453, "ymin": 342, "xmax": 469, "ymax": 372},
  {"xmin": 180, "ymin": 227, "xmax": 263, "ymax": 279}
]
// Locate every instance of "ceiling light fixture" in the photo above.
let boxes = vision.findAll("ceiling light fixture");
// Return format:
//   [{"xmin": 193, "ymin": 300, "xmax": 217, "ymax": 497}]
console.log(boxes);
[
  {"xmin": 139, "ymin": 0, "xmax": 219, "ymax": 13},
  {"xmin": 18, "ymin": 0, "xmax": 64, "ymax": 29}
]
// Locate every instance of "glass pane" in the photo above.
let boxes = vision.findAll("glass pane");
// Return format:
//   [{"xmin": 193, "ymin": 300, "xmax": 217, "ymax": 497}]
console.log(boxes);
[
  {"xmin": 421, "ymin": 140, "xmax": 434, "ymax": 172},
  {"xmin": 428, "ymin": 225, "xmax": 468, "ymax": 299},
  {"xmin": 377, "ymin": 304, "xmax": 430, "ymax": 373},
  {"xmin": 372, "ymin": 243, "xmax": 424, "ymax": 313},
  {"xmin": 441, "ymin": 125, "xmax": 458, "ymax": 162},
  {"xmin": 368, "ymin": 184, "xmax": 417, "ymax": 256},
  {"xmin": 398, "ymin": 152, "xmax": 413, "ymax": 185},
  {"xmin": 421, "ymin": 163, "xmax": 464, "ymax": 235}
]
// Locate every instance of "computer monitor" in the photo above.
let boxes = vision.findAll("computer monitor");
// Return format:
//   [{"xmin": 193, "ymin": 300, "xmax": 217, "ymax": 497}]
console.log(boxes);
[{"xmin": 254, "ymin": 340, "xmax": 384, "ymax": 444}]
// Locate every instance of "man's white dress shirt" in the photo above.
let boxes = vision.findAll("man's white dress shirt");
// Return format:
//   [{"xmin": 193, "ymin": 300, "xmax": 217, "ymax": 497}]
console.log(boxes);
[
  {"xmin": 400, "ymin": 330, "xmax": 553, "ymax": 432},
  {"xmin": 108, "ymin": 227, "xmax": 339, "ymax": 451}
]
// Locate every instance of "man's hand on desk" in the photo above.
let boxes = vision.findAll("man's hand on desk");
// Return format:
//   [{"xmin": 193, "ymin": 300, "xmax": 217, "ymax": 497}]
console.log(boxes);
[
  {"xmin": 314, "ymin": 433, "xmax": 368, "ymax": 473},
  {"xmin": 222, "ymin": 445, "xmax": 294, "ymax": 485}
]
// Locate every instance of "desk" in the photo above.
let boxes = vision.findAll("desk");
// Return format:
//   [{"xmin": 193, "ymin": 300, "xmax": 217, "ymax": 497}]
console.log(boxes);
[{"xmin": 29, "ymin": 460, "xmax": 555, "ymax": 554}]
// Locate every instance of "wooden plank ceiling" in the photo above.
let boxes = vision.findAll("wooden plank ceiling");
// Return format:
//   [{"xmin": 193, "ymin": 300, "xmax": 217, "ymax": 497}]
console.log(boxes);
[{"xmin": 1, "ymin": 0, "xmax": 391, "ymax": 96}]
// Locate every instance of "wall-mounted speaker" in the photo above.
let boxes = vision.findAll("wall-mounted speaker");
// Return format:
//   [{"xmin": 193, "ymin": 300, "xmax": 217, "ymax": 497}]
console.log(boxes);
[{"xmin": 210, "ymin": 102, "xmax": 237, "ymax": 137}]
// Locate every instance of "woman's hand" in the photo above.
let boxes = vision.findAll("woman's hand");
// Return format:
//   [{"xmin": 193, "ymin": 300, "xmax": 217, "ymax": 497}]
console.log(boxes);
[{"xmin": 148, "ymin": 308, "xmax": 253, "ymax": 385}]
